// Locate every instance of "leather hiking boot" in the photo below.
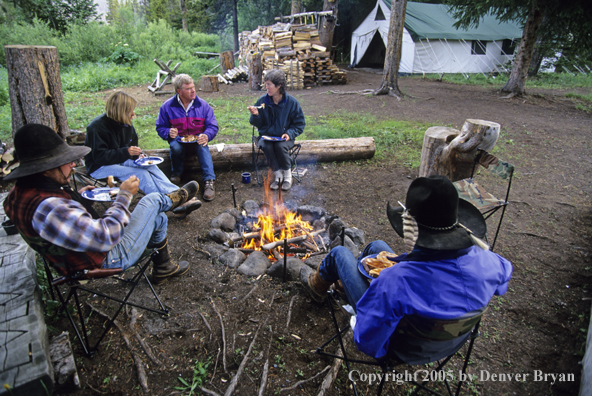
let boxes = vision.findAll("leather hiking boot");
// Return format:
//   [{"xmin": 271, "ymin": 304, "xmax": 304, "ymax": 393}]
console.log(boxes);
[
  {"xmin": 270, "ymin": 170, "xmax": 282, "ymax": 190},
  {"xmin": 150, "ymin": 238, "xmax": 190, "ymax": 285},
  {"xmin": 170, "ymin": 175, "xmax": 181, "ymax": 185},
  {"xmin": 166, "ymin": 181, "xmax": 199, "ymax": 210},
  {"xmin": 203, "ymin": 180, "xmax": 215, "ymax": 201},
  {"xmin": 300, "ymin": 266, "xmax": 331, "ymax": 303},
  {"xmin": 172, "ymin": 198, "xmax": 202, "ymax": 218},
  {"xmin": 332, "ymin": 280, "xmax": 348, "ymax": 301}
]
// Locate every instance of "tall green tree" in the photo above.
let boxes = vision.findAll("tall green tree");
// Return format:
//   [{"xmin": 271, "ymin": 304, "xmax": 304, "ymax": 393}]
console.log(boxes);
[
  {"xmin": 445, "ymin": 0, "xmax": 592, "ymax": 96},
  {"xmin": 375, "ymin": 0, "xmax": 407, "ymax": 99},
  {"xmin": 2, "ymin": 0, "xmax": 97, "ymax": 32}
]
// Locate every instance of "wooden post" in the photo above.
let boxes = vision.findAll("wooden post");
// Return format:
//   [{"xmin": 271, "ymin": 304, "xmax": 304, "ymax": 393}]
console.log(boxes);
[
  {"xmin": 419, "ymin": 119, "xmax": 500, "ymax": 181},
  {"xmin": 200, "ymin": 75, "xmax": 219, "ymax": 92},
  {"xmin": 4, "ymin": 45, "xmax": 69, "ymax": 138},
  {"xmin": 219, "ymin": 51, "xmax": 235, "ymax": 74},
  {"xmin": 249, "ymin": 53, "xmax": 262, "ymax": 91}
]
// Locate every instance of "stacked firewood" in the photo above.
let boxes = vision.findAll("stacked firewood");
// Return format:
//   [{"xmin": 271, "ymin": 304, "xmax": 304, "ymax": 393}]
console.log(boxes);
[
  {"xmin": 0, "ymin": 142, "xmax": 17, "ymax": 179},
  {"xmin": 217, "ymin": 65, "xmax": 249, "ymax": 85},
  {"xmin": 238, "ymin": 22, "xmax": 347, "ymax": 89}
]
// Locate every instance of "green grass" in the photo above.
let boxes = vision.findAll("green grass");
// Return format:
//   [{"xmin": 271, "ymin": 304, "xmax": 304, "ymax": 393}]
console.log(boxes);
[
  {"xmin": 565, "ymin": 91, "xmax": 592, "ymax": 112},
  {"xmin": 414, "ymin": 72, "xmax": 592, "ymax": 89}
]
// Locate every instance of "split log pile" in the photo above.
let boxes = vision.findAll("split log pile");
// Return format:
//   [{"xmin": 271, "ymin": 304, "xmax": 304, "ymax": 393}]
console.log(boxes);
[
  {"xmin": 238, "ymin": 22, "xmax": 347, "ymax": 89},
  {"xmin": 217, "ymin": 65, "xmax": 249, "ymax": 85},
  {"xmin": 0, "ymin": 143, "xmax": 17, "ymax": 179}
]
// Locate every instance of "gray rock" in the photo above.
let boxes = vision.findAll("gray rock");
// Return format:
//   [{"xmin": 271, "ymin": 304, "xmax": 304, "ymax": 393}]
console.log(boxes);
[
  {"xmin": 304, "ymin": 254, "xmax": 327, "ymax": 270},
  {"xmin": 225, "ymin": 208, "xmax": 243, "ymax": 221},
  {"xmin": 297, "ymin": 205, "xmax": 326, "ymax": 223},
  {"xmin": 329, "ymin": 235, "xmax": 360, "ymax": 258},
  {"xmin": 283, "ymin": 200, "xmax": 299, "ymax": 212},
  {"xmin": 243, "ymin": 200, "xmax": 260, "ymax": 216},
  {"xmin": 345, "ymin": 227, "xmax": 366, "ymax": 247},
  {"xmin": 208, "ymin": 228, "xmax": 229, "ymax": 244},
  {"xmin": 312, "ymin": 219, "xmax": 326, "ymax": 231},
  {"xmin": 50, "ymin": 332, "xmax": 80, "ymax": 390},
  {"xmin": 237, "ymin": 251, "xmax": 270, "ymax": 276},
  {"xmin": 211, "ymin": 212, "xmax": 236, "ymax": 232},
  {"xmin": 328, "ymin": 218, "xmax": 348, "ymax": 240},
  {"xmin": 219, "ymin": 249, "xmax": 247, "ymax": 268},
  {"xmin": 202, "ymin": 242, "xmax": 228, "ymax": 258},
  {"xmin": 266, "ymin": 257, "xmax": 308, "ymax": 281}
]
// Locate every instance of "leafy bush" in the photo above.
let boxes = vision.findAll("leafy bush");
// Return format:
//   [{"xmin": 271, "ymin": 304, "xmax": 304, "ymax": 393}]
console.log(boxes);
[{"xmin": 102, "ymin": 43, "xmax": 142, "ymax": 66}]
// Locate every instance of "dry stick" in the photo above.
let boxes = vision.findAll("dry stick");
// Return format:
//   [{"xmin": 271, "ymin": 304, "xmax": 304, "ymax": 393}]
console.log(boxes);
[
  {"xmin": 317, "ymin": 331, "xmax": 349, "ymax": 396},
  {"xmin": 128, "ymin": 307, "xmax": 164, "ymax": 367},
  {"xmin": 199, "ymin": 387, "xmax": 222, "ymax": 396},
  {"xmin": 258, "ymin": 326, "xmax": 274, "ymax": 396},
  {"xmin": 210, "ymin": 298, "xmax": 227, "ymax": 373},
  {"xmin": 240, "ymin": 284, "xmax": 259, "ymax": 304},
  {"xmin": 281, "ymin": 366, "xmax": 331, "ymax": 392},
  {"xmin": 284, "ymin": 295, "xmax": 297, "ymax": 334},
  {"xmin": 261, "ymin": 229, "xmax": 325, "ymax": 250},
  {"xmin": 210, "ymin": 347, "xmax": 221, "ymax": 385},
  {"xmin": 88, "ymin": 303, "xmax": 150, "ymax": 393},
  {"xmin": 198, "ymin": 310, "xmax": 213, "ymax": 340},
  {"xmin": 224, "ymin": 319, "xmax": 267, "ymax": 396}
]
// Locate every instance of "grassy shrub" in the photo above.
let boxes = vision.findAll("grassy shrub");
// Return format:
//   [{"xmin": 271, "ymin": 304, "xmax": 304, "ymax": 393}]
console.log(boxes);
[{"xmin": 415, "ymin": 72, "xmax": 592, "ymax": 89}]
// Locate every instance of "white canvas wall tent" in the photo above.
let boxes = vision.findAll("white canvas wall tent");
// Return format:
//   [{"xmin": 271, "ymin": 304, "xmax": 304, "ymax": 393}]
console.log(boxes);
[{"xmin": 350, "ymin": 0, "xmax": 523, "ymax": 76}]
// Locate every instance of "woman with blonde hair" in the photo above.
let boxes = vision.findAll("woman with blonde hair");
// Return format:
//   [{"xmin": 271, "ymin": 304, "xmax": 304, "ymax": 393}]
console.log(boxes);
[{"xmin": 85, "ymin": 91, "xmax": 201, "ymax": 215}]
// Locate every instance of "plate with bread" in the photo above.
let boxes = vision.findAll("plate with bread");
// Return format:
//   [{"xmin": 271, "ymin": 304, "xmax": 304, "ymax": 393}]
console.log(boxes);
[
  {"xmin": 358, "ymin": 251, "xmax": 399, "ymax": 279},
  {"xmin": 82, "ymin": 187, "xmax": 120, "ymax": 202}
]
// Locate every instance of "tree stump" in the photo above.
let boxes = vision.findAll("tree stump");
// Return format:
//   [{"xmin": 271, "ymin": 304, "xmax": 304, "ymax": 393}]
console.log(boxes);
[
  {"xmin": 419, "ymin": 119, "xmax": 500, "ymax": 181},
  {"xmin": 4, "ymin": 45, "xmax": 69, "ymax": 138},
  {"xmin": 200, "ymin": 75, "xmax": 219, "ymax": 92},
  {"xmin": 249, "ymin": 53, "xmax": 262, "ymax": 91},
  {"xmin": 219, "ymin": 51, "xmax": 235, "ymax": 74}
]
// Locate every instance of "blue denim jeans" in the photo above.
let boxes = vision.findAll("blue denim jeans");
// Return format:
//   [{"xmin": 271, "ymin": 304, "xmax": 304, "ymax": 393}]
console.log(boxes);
[
  {"xmin": 103, "ymin": 193, "xmax": 171, "ymax": 271},
  {"xmin": 91, "ymin": 160, "xmax": 178, "ymax": 194},
  {"xmin": 258, "ymin": 139, "xmax": 294, "ymax": 171},
  {"xmin": 318, "ymin": 240, "xmax": 395, "ymax": 312},
  {"xmin": 169, "ymin": 140, "xmax": 215, "ymax": 180}
]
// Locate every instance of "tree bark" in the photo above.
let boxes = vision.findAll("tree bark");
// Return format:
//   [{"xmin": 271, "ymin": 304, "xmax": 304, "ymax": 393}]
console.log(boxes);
[
  {"xmin": 144, "ymin": 137, "xmax": 376, "ymax": 173},
  {"xmin": 249, "ymin": 53, "xmax": 263, "ymax": 91},
  {"xmin": 318, "ymin": 0, "xmax": 338, "ymax": 55},
  {"xmin": 231, "ymin": 0, "xmax": 239, "ymax": 53},
  {"xmin": 501, "ymin": 0, "xmax": 545, "ymax": 95},
  {"xmin": 200, "ymin": 76, "xmax": 219, "ymax": 92},
  {"xmin": 4, "ymin": 45, "xmax": 69, "ymax": 138},
  {"xmin": 179, "ymin": 0, "xmax": 187, "ymax": 32},
  {"xmin": 291, "ymin": 0, "xmax": 302, "ymax": 15},
  {"xmin": 374, "ymin": 0, "xmax": 406, "ymax": 99},
  {"xmin": 220, "ymin": 50, "xmax": 235, "ymax": 74},
  {"xmin": 419, "ymin": 119, "xmax": 500, "ymax": 181}
]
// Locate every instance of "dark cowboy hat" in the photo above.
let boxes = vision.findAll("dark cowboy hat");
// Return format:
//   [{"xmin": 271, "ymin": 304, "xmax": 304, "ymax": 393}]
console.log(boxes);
[
  {"xmin": 4, "ymin": 124, "xmax": 91, "ymax": 181},
  {"xmin": 386, "ymin": 175, "xmax": 486, "ymax": 250}
]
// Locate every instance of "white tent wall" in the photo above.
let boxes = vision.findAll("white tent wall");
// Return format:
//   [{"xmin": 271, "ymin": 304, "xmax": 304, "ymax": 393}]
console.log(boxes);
[{"xmin": 350, "ymin": 0, "xmax": 520, "ymax": 75}]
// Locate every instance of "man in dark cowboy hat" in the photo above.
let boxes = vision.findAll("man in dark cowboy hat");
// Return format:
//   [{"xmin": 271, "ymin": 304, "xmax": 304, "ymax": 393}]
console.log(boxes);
[
  {"xmin": 300, "ymin": 175, "xmax": 513, "ymax": 360},
  {"xmin": 3, "ymin": 123, "xmax": 198, "ymax": 285}
]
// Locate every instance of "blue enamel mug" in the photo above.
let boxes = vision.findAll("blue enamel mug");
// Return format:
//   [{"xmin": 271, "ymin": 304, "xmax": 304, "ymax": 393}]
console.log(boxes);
[{"xmin": 242, "ymin": 172, "xmax": 251, "ymax": 184}]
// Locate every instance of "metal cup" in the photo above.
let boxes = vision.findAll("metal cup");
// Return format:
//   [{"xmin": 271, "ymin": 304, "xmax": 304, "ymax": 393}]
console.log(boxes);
[{"xmin": 242, "ymin": 172, "xmax": 251, "ymax": 184}]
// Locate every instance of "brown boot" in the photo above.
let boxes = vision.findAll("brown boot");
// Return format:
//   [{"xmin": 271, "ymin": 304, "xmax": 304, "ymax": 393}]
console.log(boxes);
[
  {"xmin": 166, "ymin": 181, "xmax": 199, "ymax": 211},
  {"xmin": 332, "ymin": 280, "xmax": 348, "ymax": 301},
  {"xmin": 150, "ymin": 238, "xmax": 190, "ymax": 285},
  {"xmin": 300, "ymin": 266, "xmax": 332, "ymax": 302}
]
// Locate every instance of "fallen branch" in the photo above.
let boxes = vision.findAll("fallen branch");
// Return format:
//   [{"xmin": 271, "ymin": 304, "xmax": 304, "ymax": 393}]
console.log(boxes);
[
  {"xmin": 88, "ymin": 303, "xmax": 149, "ymax": 393},
  {"xmin": 210, "ymin": 347, "xmax": 221, "ymax": 385},
  {"xmin": 282, "ymin": 365, "xmax": 331, "ymax": 392},
  {"xmin": 240, "ymin": 284, "xmax": 259, "ymax": 304},
  {"xmin": 258, "ymin": 326, "xmax": 273, "ymax": 396},
  {"xmin": 210, "ymin": 298, "xmax": 227, "ymax": 373},
  {"xmin": 192, "ymin": 245, "xmax": 212, "ymax": 258},
  {"xmin": 128, "ymin": 308, "xmax": 164, "ymax": 367},
  {"xmin": 200, "ymin": 387, "xmax": 222, "ymax": 396},
  {"xmin": 284, "ymin": 295, "xmax": 297, "ymax": 334},
  {"xmin": 321, "ymin": 89, "xmax": 375, "ymax": 95},
  {"xmin": 261, "ymin": 229, "xmax": 325, "ymax": 251},
  {"xmin": 317, "ymin": 331, "xmax": 349, "ymax": 396},
  {"xmin": 224, "ymin": 319, "xmax": 267, "ymax": 396},
  {"xmin": 198, "ymin": 310, "xmax": 212, "ymax": 338}
]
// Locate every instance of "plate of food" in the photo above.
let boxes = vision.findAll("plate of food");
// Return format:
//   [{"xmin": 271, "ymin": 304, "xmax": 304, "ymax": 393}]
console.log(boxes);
[
  {"xmin": 134, "ymin": 156, "xmax": 164, "ymax": 167},
  {"xmin": 82, "ymin": 187, "xmax": 120, "ymax": 202},
  {"xmin": 178, "ymin": 135, "xmax": 199, "ymax": 143},
  {"xmin": 261, "ymin": 135, "xmax": 286, "ymax": 141},
  {"xmin": 358, "ymin": 251, "xmax": 399, "ymax": 279}
]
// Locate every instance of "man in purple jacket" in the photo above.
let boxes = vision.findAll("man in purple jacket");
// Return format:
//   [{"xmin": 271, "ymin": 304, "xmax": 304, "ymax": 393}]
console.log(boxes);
[{"xmin": 156, "ymin": 74, "xmax": 218, "ymax": 201}]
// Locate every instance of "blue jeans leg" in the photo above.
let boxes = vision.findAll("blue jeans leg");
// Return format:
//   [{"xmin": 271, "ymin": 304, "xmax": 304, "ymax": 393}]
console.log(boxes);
[
  {"xmin": 195, "ymin": 143, "xmax": 216, "ymax": 180},
  {"xmin": 169, "ymin": 140, "xmax": 185, "ymax": 176},
  {"xmin": 318, "ymin": 246, "xmax": 369, "ymax": 312},
  {"xmin": 103, "ymin": 193, "xmax": 172, "ymax": 270},
  {"xmin": 91, "ymin": 162, "xmax": 178, "ymax": 194}
]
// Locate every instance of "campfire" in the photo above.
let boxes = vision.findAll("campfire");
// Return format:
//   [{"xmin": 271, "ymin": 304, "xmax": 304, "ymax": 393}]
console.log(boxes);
[{"xmin": 231, "ymin": 174, "xmax": 326, "ymax": 261}]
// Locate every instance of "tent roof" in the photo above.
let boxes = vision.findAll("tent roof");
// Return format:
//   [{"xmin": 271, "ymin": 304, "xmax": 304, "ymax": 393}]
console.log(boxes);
[{"xmin": 383, "ymin": 0, "xmax": 523, "ymax": 41}]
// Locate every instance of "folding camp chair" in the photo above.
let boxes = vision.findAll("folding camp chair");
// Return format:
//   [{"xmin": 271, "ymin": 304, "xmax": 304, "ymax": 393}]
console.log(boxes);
[
  {"xmin": 251, "ymin": 127, "xmax": 302, "ymax": 186},
  {"xmin": 72, "ymin": 165, "xmax": 108, "ymax": 191},
  {"xmin": 43, "ymin": 250, "xmax": 169, "ymax": 358},
  {"xmin": 453, "ymin": 149, "xmax": 514, "ymax": 251},
  {"xmin": 317, "ymin": 292, "xmax": 487, "ymax": 396}
]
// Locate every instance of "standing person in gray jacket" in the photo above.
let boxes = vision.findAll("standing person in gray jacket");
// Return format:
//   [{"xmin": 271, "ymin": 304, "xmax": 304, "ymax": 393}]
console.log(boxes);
[{"xmin": 248, "ymin": 69, "xmax": 305, "ymax": 191}]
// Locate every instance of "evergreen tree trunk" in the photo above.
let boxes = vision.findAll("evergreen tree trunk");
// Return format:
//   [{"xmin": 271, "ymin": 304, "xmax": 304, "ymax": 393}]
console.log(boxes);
[
  {"xmin": 374, "ymin": 0, "xmax": 406, "ymax": 99},
  {"xmin": 231, "ymin": 0, "xmax": 239, "ymax": 53},
  {"xmin": 4, "ymin": 45, "xmax": 69, "ymax": 138},
  {"xmin": 501, "ymin": 0, "xmax": 545, "ymax": 95},
  {"xmin": 319, "ymin": 0, "xmax": 338, "ymax": 55},
  {"xmin": 179, "ymin": 0, "xmax": 187, "ymax": 31},
  {"xmin": 291, "ymin": 0, "xmax": 302, "ymax": 15}
]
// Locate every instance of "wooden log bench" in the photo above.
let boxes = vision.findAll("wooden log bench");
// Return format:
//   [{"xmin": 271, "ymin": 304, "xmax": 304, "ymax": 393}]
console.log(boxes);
[{"xmin": 144, "ymin": 137, "xmax": 375, "ymax": 174}]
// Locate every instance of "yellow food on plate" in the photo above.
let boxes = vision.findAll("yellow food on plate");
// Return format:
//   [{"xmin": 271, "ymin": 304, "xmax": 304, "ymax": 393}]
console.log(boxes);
[
  {"xmin": 180, "ymin": 135, "xmax": 199, "ymax": 142},
  {"xmin": 107, "ymin": 176, "xmax": 115, "ymax": 188},
  {"xmin": 363, "ymin": 251, "xmax": 398, "ymax": 278}
]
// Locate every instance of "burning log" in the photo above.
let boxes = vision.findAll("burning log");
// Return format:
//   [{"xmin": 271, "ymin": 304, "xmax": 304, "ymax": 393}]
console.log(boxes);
[{"xmin": 261, "ymin": 229, "xmax": 325, "ymax": 251}]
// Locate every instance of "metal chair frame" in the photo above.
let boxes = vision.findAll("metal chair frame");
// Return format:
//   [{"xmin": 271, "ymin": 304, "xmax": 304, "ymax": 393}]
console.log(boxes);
[
  {"xmin": 43, "ymin": 251, "xmax": 169, "ymax": 358},
  {"xmin": 251, "ymin": 126, "xmax": 302, "ymax": 186},
  {"xmin": 317, "ymin": 293, "xmax": 485, "ymax": 396}
]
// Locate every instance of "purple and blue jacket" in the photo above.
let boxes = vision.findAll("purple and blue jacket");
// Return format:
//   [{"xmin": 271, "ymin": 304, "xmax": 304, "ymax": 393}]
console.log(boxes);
[{"xmin": 156, "ymin": 95, "xmax": 218, "ymax": 142}]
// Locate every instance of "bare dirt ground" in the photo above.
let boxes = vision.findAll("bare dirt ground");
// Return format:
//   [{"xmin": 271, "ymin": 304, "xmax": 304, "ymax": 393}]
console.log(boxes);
[{"xmin": 14, "ymin": 69, "xmax": 592, "ymax": 395}]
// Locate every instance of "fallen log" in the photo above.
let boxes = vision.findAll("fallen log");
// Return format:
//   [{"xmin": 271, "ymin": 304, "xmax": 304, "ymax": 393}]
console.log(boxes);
[{"xmin": 143, "ymin": 137, "xmax": 375, "ymax": 173}]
